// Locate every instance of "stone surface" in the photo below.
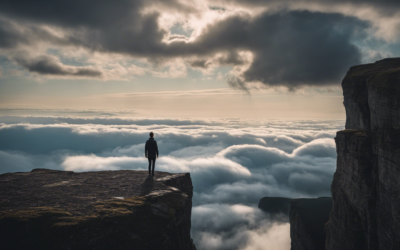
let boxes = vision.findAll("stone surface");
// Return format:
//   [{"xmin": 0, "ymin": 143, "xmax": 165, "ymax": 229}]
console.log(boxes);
[
  {"xmin": 290, "ymin": 197, "xmax": 332, "ymax": 250},
  {"xmin": 325, "ymin": 58, "xmax": 400, "ymax": 250},
  {"xmin": 326, "ymin": 131, "xmax": 376, "ymax": 250},
  {"xmin": 258, "ymin": 197, "xmax": 291, "ymax": 216},
  {"xmin": 343, "ymin": 58, "xmax": 400, "ymax": 131},
  {"xmin": 0, "ymin": 169, "xmax": 197, "ymax": 250},
  {"xmin": 258, "ymin": 196, "xmax": 332, "ymax": 250}
]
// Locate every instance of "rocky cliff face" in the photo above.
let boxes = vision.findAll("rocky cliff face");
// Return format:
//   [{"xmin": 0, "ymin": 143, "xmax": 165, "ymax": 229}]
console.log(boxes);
[
  {"xmin": 290, "ymin": 197, "xmax": 332, "ymax": 250},
  {"xmin": 258, "ymin": 196, "xmax": 332, "ymax": 250},
  {"xmin": 258, "ymin": 197, "xmax": 291, "ymax": 216},
  {"xmin": 325, "ymin": 58, "xmax": 400, "ymax": 250},
  {"xmin": 0, "ymin": 169, "xmax": 197, "ymax": 250}
]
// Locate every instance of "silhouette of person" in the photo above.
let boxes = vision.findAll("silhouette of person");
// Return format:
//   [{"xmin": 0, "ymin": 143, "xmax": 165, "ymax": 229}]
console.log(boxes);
[{"xmin": 145, "ymin": 132, "xmax": 159, "ymax": 176}]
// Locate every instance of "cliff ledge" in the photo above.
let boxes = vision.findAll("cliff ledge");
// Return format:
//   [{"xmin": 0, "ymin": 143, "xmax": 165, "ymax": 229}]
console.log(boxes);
[{"xmin": 0, "ymin": 169, "xmax": 197, "ymax": 250}]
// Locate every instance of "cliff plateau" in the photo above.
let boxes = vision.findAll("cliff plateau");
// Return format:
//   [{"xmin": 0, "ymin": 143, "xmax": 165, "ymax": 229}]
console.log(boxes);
[{"xmin": 0, "ymin": 169, "xmax": 197, "ymax": 250}]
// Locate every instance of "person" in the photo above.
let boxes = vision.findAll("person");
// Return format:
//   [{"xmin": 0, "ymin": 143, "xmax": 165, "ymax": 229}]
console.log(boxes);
[{"xmin": 145, "ymin": 132, "xmax": 159, "ymax": 176}]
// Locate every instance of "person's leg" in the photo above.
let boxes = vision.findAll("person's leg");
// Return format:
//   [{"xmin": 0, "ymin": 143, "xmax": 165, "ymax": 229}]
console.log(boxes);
[
  {"xmin": 152, "ymin": 158, "xmax": 156, "ymax": 176},
  {"xmin": 148, "ymin": 158, "xmax": 152, "ymax": 175}
]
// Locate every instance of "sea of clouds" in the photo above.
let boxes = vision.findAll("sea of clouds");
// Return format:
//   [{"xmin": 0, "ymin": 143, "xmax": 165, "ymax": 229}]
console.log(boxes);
[{"xmin": 0, "ymin": 114, "xmax": 343, "ymax": 250}]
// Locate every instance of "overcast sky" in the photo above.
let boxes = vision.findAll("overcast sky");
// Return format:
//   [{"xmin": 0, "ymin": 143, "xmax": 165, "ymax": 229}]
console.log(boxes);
[{"xmin": 1, "ymin": 0, "xmax": 399, "ymax": 118}]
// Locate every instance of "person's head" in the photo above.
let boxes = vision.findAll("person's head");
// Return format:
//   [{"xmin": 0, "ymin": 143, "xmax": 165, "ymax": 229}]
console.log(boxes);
[{"xmin": 149, "ymin": 132, "xmax": 154, "ymax": 138}]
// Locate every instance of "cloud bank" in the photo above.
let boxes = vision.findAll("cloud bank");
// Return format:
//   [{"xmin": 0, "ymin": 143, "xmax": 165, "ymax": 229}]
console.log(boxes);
[{"xmin": 0, "ymin": 116, "xmax": 342, "ymax": 249}]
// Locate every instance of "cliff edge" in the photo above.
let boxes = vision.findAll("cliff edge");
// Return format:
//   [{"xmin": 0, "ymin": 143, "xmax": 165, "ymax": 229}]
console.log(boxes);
[
  {"xmin": 325, "ymin": 58, "xmax": 400, "ymax": 250},
  {"xmin": 0, "ymin": 169, "xmax": 197, "ymax": 250}
]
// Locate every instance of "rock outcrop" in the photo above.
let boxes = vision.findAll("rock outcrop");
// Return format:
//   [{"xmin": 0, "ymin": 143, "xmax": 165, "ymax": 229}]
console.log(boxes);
[
  {"xmin": 0, "ymin": 169, "xmax": 197, "ymax": 250},
  {"xmin": 258, "ymin": 197, "xmax": 291, "ymax": 216},
  {"xmin": 325, "ymin": 58, "xmax": 400, "ymax": 250},
  {"xmin": 290, "ymin": 197, "xmax": 332, "ymax": 250},
  {"xmin": 258, "ymin": 196, "xmax": 332, "ymax": 250}
]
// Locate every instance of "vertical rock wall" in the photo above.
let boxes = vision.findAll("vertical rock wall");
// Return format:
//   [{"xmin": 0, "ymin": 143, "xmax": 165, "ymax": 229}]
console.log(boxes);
[
  {"xmin": 290, "ymin": 198, "xmax": 333, "ymax": 250},
  {"xmin": 325, "ymin": 58, "xmax": 400, "ymax": 250}
]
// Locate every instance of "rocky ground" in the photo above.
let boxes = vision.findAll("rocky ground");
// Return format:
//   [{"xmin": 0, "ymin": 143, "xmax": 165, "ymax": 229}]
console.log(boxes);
[{"xmin": 0, "ymin": 169, "xmax": 196, "ymax": 250}]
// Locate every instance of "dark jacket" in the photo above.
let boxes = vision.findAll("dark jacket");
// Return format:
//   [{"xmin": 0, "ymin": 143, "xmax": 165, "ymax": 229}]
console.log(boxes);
[{"xmin": 145, "ymin": 138, "xmax": 159, "ymax": 158}]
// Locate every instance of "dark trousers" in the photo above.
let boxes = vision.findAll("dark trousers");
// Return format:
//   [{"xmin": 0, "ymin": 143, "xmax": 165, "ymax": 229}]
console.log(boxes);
[{"xmin": 148, "ymin": 157, "xmax": 156, "ymax": 175}]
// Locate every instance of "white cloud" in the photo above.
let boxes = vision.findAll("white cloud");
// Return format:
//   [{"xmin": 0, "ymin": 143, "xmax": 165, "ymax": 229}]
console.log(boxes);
[
  {"xmin": 292, "ymin": 138, "xmax": 336, "ymax": 157},
  {"xmin": 241, "ymin": 223, "xmax": 291, "ymax": 250},
  {"xmin": 62, "ymin": 154, "xmax": 146, "ymax": 171},
  {"xmin": 192, "ymin": 203, "xmax": 290, "ymax": 250},
  {"xmin": 0, "ymin": 116, "xmax": 342, "ymax": 250}
]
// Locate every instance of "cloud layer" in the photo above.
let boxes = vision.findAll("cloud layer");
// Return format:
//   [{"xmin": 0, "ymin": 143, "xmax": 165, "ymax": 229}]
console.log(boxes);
[{"xmin": 0, "ymin": 115, "xmax": 342, "ymax": 249}]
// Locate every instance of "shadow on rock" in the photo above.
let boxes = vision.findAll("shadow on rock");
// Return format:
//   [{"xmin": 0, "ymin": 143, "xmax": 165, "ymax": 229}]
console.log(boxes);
[{"xmin": 140, "ymin": 175, "xmax": 155, "ymax": 196}]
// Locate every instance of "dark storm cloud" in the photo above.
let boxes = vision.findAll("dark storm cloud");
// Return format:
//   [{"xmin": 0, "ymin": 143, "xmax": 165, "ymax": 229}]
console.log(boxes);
[
  {"xmin": 0, "ymin": 0, "xmax": 189, "ymax": 56},
  {"xmin": 0, "ymin": 19, "xmax": 26, "ymax": 49},
  {"xmin": 189, "ymin": 60, "xmax": 210, "ymax": 69},
  {"xmin": 0, "ymin": 18, "xmax": 68, "ymax": 49},
  {"xmin": 14, "ymin": 55, "xmax": 102, "ymax": 77},
  {"xmin": 0, "ymin": 0, "xmax": 196, "ymax": 28},
  {"xmin": 0, "ymin": 0, "xmax": 370, "ymax": 86},
  {"xmin": 220, "ymin": 0, "xmax": 400, "ymax": 10},
  {"xmin": 243, "ymin": 12, "xmax": 363, "ymax": 86},
  {"xmin": 191, "ymin": 11, "xmax": 365, "ymax": 87}
]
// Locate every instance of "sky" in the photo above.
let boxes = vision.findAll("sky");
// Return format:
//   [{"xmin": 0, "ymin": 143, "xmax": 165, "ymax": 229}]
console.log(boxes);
[
  {"xmin": 1, "ymin": 0, "xmax": 400, "ymax": 249},
  {"xmin": 1, "ymin": 0, "xmax": 400, "ymax": 117}
]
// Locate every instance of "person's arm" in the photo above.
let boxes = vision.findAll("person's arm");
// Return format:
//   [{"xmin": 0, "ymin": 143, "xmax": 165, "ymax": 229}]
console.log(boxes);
[
  {"xmin": 155, "ymin": 141, "xmax": 159, "ymax": 158},
  {"xmin": 145, "ymin": 141, "xmax": 148, "ymax": 158}
]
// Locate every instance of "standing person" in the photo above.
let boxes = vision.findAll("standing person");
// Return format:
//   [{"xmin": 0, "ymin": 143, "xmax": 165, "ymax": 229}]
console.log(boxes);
[{"xmin": 145, "ymin": 132, "xmax": 159, "ymax": 176}]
